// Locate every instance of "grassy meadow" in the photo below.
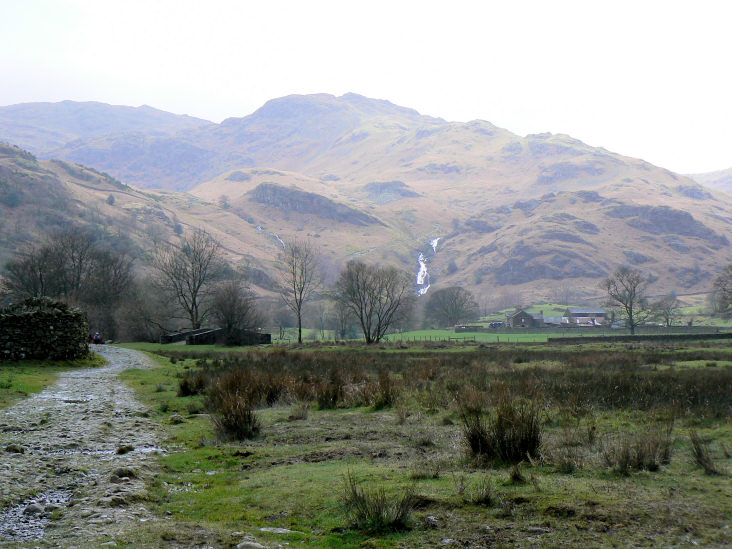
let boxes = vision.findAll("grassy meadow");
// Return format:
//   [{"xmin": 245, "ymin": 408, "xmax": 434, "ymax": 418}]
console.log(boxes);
[{"xmin": 116, "ymin": 339, "xmax": 731, "ymax": 548}]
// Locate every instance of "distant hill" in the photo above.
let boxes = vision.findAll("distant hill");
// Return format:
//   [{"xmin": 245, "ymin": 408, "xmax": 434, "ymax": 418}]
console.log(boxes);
[
  {"xmin": 0, "ymin": 101, "xmax": 212, "ymax": 157},
  {"xmin": 689, "ymin": 168, "xmax": 732, "ymax": 195},
  {"xmin": 1, "ymin": 94, "xmax": 731, "ymax": 303}
]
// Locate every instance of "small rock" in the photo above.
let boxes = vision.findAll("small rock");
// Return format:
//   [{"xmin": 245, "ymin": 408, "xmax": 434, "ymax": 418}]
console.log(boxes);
[
  {"xmin": 23, "ymin": 503, "xmax": 44, "ymax": 515},
  {"xmin": 424, "ymin": 515, "xmax": 439, "ymax": 528},
  {"xmin": 116, "ymin": 445, "xmax": 134, "ymax": 454},
  {"xmin": 100, "ymin": 542, "xmax": 117, "ymax": 547},
  {"xmin": 259, "ymin": 527, "xmax": 302, "ymax": 534},
  {"xmin": 441, "ymin": 539, "xmax": 457, "ymax": 545},
  {"xmin": 112, "ymin": 467, "xmax": 137, "ymax": 479},
  {"xmin": 526, "ymin": 526, "xmax": 550, "ymax": 534},
  {"xmin": 237, "ymin": 542, "xmax": 267, "ymax": 549},
  {"xmin": 169, "ymin": 414, "xmax": 185, "ymax": 425}
]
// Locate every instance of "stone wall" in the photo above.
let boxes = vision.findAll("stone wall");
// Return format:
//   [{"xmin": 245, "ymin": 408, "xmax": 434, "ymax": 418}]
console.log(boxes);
[{"xmin": 0, "ymin": 297, "xmax": 90, "ymax": 360}]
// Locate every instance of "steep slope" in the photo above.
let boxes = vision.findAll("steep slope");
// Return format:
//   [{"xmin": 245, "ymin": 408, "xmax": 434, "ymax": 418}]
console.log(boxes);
[
  {"xmin": 689, "ymin": 168, "xmax": 732, "ymax": 195},
  {"xmin": 0, "ymin": 142, "xmax": 280, "ymax": 294}
]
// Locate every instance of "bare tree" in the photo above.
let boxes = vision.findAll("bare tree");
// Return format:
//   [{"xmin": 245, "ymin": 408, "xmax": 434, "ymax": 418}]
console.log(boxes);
[
  {"xmin": 271, "ymin": 304, "xmax": 295, "ymax": 341},
  {"xmin": 333, "ymin": 297, "xmax": 355, "ymax": 340},
  {"xmin": 424, "ymin": 286, "xmax": 479, "ymax": 327},
  {"xmin": 710, "ymin": 264, "xmax": 732, "ymax": 315},
  {"xmin": 551, "ymin": 282, "xmax": 575, "ymax": 306},
  {"xmin": 333, "ymin": 261, "xmax": 414, "ymax": 344},
  {"xmin": 211, "ymin": 278, "xmax": 261, "ymax": 345},
  {"xmin": 601, "ymin": 266, "xmax": 651, "ymax": 335},
  {"xmin": 278, "ymin": 239, "xmax": 320, "ymax": 343},
  {"xmin": 651, "ymin": 293, "xmax": 681, "ymax": 327},
  {"xmin": 0, "ymin": 274, "xmax": 10, "ymax": 307},
  {"xmin": 51, "ymin": 226, "xmax": 98, "ymax": 303},
  {"xmin": 152, "ymin": 228, "xmax": 225, "ymax": 329},
  {"xmin": 3, "ymin": 227, "xmax": 133, "ymax": 305},
  {"xmin": 120, "ymin": 278, "xmax": 178, "ymax": 341},
  {"xmin": 4, "ymin": 246, "xmax": 61, "ymax": 298},
  {"xmin": 85, "ymin": 249, "xmax": 135, "ymax": 306}
]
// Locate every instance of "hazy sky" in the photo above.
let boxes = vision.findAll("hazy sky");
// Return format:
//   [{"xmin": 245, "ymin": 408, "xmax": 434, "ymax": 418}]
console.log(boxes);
[{"xmin": 1, "ymin": 0, "xmax": 730, "ymax": 173}]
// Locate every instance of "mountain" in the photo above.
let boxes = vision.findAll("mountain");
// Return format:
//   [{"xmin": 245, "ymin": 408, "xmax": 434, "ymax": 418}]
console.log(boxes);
[
  {"xmin": 1, "ymin": 94, "xmax": 730, "ymax": 303},
  {"xmin": 0, "ymin": 101, "xmax": 213, "ymax": 157},
  {"xmin": 689, "ymin": 168, "xmax": 732, "ymax": 195}
]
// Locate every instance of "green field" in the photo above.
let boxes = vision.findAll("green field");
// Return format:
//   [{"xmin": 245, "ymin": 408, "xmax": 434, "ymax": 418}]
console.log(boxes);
[{"xmin": 115, "ymin": 340, "xmax": 731, "ymax": 548}]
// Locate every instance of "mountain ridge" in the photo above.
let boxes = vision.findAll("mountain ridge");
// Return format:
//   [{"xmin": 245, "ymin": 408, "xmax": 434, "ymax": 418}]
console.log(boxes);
[{"xmin": 0, "ymin": 94, "xmax": 730, "ymax": 303}]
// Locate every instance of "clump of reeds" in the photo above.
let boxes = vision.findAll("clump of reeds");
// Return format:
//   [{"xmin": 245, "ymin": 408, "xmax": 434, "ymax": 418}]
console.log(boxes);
[
  {"xmin": 460, "ymin": 398, "xmax": 543, "ymax": 464},
  {"xmin": 341, "ymin": 471, "xmax": 417, "ymax": 532}
]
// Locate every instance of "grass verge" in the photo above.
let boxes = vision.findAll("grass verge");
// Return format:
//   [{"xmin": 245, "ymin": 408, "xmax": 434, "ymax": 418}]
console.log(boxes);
[{"xmin": 0, "ymin": 354, "xmax": 105, "ymax": 410}]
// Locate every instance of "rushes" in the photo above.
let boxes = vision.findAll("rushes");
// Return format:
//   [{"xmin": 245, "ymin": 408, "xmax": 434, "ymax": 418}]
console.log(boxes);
[
  {"xmin": 460, "ymin": 398, "xmax": 543, "ymax": 464},
  {"xmin": 341, "ymin": 471, "xmax": 418, "ymax": 532},
  {"xmin": 602, "ymin": 426, "xmax": 673, "ymax": 474},
  {"xmin": 208, "ymin": 390, "xmax": 260, "ymax": 440},
  {"xmin": 689, "ymin": 430, "xmax": 722, "ymax": 475}
]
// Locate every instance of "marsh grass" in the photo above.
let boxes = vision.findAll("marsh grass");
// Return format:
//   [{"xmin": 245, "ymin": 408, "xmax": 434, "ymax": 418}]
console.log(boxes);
[
  {"xmin": 460, "ymin": 398, "xmax": 543, "ymax": 464},
  {"xmin": 209, "ymin": 391, "xmax": 260, "ymax": 440},
  {"xmin": 689, "ymin": 429, "xmax": 723, "ymax": 475},
  {"xmin": 465, "ymin": 477, "xmax": 497, "ymax": 507},
  {"xmin": 341, "ymin": 471, "xmax": 418, "ymax": 532},
  {"xmin": 170, "ymin": 347, "xmax": 731, "ymax": 421},
  {"xmin": 117, "ymin": 342, "xmax": 732, "ymax": 549},
  {"xmin": 602, "ymin": 426, "xmax": 673, "ymax": 474}
]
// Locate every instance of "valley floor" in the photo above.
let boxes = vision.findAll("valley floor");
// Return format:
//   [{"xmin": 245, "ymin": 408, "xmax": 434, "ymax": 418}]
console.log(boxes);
[{"xmin": 1, "ymin": 341, "xmax": 730, "ymax": 548}]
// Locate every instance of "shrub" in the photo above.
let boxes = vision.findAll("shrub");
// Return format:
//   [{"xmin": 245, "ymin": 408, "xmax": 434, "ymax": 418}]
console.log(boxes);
[
  {"xmin": 509, "ymin": 463, "xmax": 526, "ymax": 484},
  {"xmin": 689, "ymin": 430, "xmax": 722, "ymax": 475},
  {"xmin": 341, "ymin": 471, "xmax": 417, "ymax": 532}
]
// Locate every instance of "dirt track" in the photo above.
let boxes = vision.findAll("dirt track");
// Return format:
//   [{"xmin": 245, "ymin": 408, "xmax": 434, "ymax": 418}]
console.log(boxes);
[{"xmin": 0, "ymin": 346, "xmax": 163, "ymax": 547}]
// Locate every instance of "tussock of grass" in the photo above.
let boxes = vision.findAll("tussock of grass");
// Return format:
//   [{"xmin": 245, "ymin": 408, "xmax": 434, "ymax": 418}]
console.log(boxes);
[
  {"xmin": 341, "ymin": 471, "xmax": 417, "ymax": 532},
  {"xmin": 602, "ymin": 426, "xmax": 673, "ymax": 474},
  {"xmin": 207, "ymin": 389, "xmax": 260, "ymax": 440},
  {"xmin": 689, "ymin": 430, "xmax": 723, "ymax": 475},
  {"xmin": 460, "ymin": 398, "xmax": 543, "ymax": 464}
]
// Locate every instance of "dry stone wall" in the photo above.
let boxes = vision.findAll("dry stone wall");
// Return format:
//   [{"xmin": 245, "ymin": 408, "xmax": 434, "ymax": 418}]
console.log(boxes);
[{"xmin": 0, "ymin": 297, "xmax": 89, "ymax": 360}]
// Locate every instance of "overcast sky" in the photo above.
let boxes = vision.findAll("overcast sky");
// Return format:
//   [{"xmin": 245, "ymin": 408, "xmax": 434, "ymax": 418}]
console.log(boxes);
[{"xmin": 1, "ymin": 0, "xmax": 730, "ymax": 174}]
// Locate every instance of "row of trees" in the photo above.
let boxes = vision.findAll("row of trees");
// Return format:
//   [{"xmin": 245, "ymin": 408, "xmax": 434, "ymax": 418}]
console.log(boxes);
[
  {"xmin": 2, "ymin": 226, "xmax": 134, "ymax": 338},
  {"xmin": 3, "ymin": 224, "xmax": 730, "ymax": 342},
  {"xmin": 601, "ymin": 265, "xmax": 732, "ymax": 334}
]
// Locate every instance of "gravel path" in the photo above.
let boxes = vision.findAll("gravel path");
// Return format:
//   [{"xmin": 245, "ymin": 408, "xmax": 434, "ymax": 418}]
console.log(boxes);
[{"xmin": 0, "ymin": 346, "xmax": 163, "ymax": 547}]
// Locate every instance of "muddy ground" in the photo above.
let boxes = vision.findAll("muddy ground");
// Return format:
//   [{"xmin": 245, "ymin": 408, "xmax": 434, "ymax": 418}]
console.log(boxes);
[{"xmin": 0, "ymin": 346, "xmax": 164, "ymax": 548}]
